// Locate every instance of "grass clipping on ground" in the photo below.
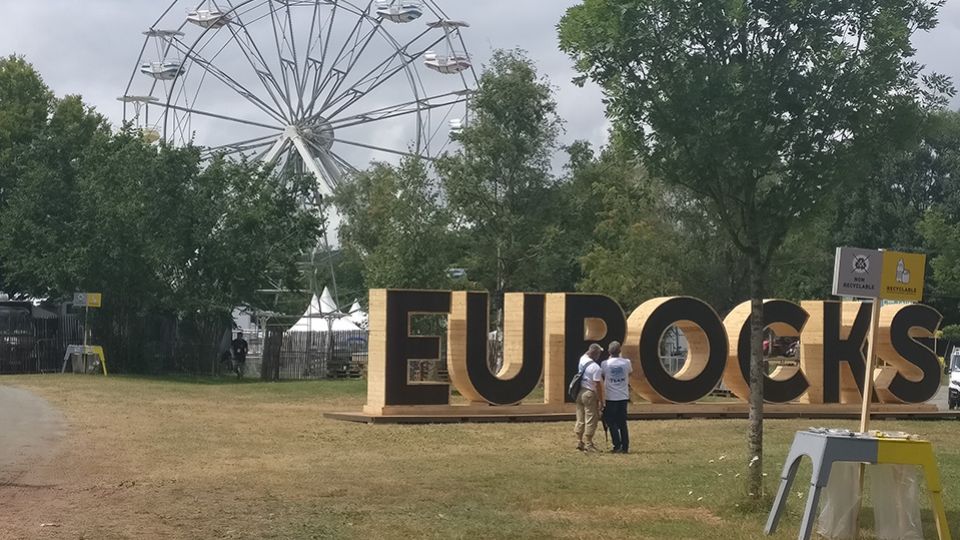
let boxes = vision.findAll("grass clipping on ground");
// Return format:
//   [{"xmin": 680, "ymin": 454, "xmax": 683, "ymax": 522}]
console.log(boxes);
[{"xmin": 2, "ymin": 375, "xmax": 958, "ymax": 539}]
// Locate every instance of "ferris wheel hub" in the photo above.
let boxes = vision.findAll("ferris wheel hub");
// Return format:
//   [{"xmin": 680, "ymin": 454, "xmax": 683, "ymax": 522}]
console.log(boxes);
[{"xmin": 299, "ymin": 117, "xmax": 335, "ymax": 151}]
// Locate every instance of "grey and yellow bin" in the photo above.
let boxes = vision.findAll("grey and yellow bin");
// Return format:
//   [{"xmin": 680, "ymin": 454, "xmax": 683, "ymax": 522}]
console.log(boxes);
[{"xmin": 765, "ymin": 429, "xmax": 950, "ymax": 540}]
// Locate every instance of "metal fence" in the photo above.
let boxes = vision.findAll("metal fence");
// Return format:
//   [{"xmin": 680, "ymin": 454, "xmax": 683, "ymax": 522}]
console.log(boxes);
[
  {"xmin": 0, "ymin": 304, "xmax": 82, "ymax": 374},
  {"xmin": 242, "ymin": 329, "xmax": 369, "ymax": 380}
]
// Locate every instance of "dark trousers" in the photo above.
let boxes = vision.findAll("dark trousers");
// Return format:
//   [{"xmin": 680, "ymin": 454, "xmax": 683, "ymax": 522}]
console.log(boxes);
[{"xmin": 604, "ymin": 400, "xmax": 629, "ymax": 451}]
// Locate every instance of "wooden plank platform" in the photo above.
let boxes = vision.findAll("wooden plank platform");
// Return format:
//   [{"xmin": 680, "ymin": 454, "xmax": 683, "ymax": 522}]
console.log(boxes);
[{"xmin": 326, "ymin": 404, "xmax": 960, "ymax": 425}]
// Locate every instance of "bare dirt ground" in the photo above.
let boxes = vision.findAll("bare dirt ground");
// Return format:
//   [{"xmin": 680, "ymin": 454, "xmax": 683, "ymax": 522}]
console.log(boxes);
[
  {"xmin": 0, "ymin": 385, "xmax": 66, "ymax": 538},
  {"xmin": 0, "ymin": 385, "xmax": 64, "ymax": 480}
]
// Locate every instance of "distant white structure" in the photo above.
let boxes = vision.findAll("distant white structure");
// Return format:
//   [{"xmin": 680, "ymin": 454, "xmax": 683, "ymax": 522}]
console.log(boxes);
[
  {"xmin": 289, "ymin": 287, "xmax": 360, "ymax": 332},
  {"xmin": 348, "ymin": 300, "xmax": 368, "ymax": 329}
]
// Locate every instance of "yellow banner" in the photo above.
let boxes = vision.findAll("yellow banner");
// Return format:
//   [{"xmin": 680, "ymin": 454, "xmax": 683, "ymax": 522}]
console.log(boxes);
[
  {"xmin": 87, "ymin": 293, "xmax": 102, "ymax": 308},
  {"xmin": 880, "ymin": 251, "xmax": 926, "ymax": 302}
]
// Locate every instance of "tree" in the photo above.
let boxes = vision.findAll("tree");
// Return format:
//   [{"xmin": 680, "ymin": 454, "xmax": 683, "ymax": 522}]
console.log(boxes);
[
  {"xmin": 437, "ymin": 49, "xmax": 571, "ymax": 319},
  {"xmin": 570, "ymin": 139, "xmax": 754, "ymax": 312},
  {"xmin": 769, "ymin": 109, "xmax": 960, "ymax": 318},
  {"xmin": 334, "ymin": 157, "xmax": 456, "ymax": 290},
  {"xmin": 0, "ymin": 56, "xmax": 60, "ymax": 291},
  {"xmin": 568, "ymin": 142, "xmax": 681, "ymax": 307},
  {"xmin": 559, "ymin": 0, "xmax": 950, "ymax": 496},
  {"xmin": 0, "ymin": 104, "xmax": 321, "ymax": 372}
]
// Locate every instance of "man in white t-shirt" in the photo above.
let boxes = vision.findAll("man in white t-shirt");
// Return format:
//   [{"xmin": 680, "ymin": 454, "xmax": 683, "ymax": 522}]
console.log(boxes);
[
  {"xmin": 575, "ymin": 344, "xmax": 604, "ymax": 452},
  {"xmin": 579, "ymin": 343, "xmax": 602, "ymax": 372},
  {"xmin": 601, "ymin": 341, "xmax": 632, "ymax": 453}
]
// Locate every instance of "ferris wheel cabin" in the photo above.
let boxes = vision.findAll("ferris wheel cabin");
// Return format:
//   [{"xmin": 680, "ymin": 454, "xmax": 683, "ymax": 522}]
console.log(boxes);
[
  {"xmin": 187, "ymin": 9, "xmax": 230, "ymax": 29},
  {"xmin": 140, "ymin": 61, "xmax": 184, "ymax": 80},
  {"xmin": 424, "ymin": 19, "xmax": 471, "ymax": 73},
  {"xmin": 376, "ymin": 2, "xmax": 423, "ymax": 23},
  {"xmin": 424, "ymin": 51, "xmax": 471, "ymax": 74}
]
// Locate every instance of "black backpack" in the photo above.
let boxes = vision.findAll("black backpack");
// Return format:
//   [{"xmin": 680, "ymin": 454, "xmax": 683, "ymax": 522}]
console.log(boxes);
[{"xmin": 567, "ymin": 364, "xmax": 587, "ymax": 400}]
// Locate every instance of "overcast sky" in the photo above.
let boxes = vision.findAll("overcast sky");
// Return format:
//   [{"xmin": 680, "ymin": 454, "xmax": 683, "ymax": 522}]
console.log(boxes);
[{"xmin": 1, "ymin": 1, "xmax": 959, "ymax": 169}]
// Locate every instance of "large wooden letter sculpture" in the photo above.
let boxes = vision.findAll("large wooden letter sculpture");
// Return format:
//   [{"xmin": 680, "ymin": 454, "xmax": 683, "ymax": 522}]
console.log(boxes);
[
  {"xmin": 364, "ymin": 290, "xmax": 451, "ymax": 415},
  {"xmin": 544, "ymin": 293, "xmax": 626, "ymax": 404},
  {"xmin": 624, "ymin": 297, "xmax": 728, "ymax": 403},
  {"xmin": 875, "ymin": 304, "xmax": 942, "ymax": 404},
  {"xmin": 722, "ymin": 300, "xmax": 810, "ymax": 403},
  {"xmin": 358, "ymin": 290, "xmax": 944, "ymax": 418},
  {"xmin": 447, "ymin": 292, "xmax": 545, "ymax": 405},
  {"xmin": 799, "ymin": 301, "xmax": 871, "ymax": 404}
]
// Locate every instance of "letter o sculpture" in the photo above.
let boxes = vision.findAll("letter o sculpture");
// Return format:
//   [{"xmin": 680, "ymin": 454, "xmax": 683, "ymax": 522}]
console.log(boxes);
[{"xmin": 625, "ymin": 297, "xmax": 728, "ymax": 404}]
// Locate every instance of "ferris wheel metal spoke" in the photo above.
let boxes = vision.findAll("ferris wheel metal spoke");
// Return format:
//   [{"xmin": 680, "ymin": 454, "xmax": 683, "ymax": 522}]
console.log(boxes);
[
  {"xmin": 204, "ymin": 133, "xmax": 281, "ymax": 153},
  {"xmin": 265, "ymin": 1, "xmax": 298, "ymax": 119},
  {"xmin": 203, "ymin": 137, "xmax": 279, "ymax": 159},
  {"xmin": 318, "ymin": 25, "xmax": 433, "ymax": 113},
  {"xmin": 302, "ymin": 137, "xmax": 357, "ymax": 177},
  {"xmin": 297, "ymin": 0, "xmax": 325, "ymax": 117},
  {"xmin": 314, "ymin": 15, "xmax": 383, "ymax": 116},
  {"xmin": 327, "ymin": 89, "xmax": 469, "ymax": 130},
  {"xmin": 260, "ymin": 135, "xmax": 291, "ymax": 165},
  {"xmin": 311, "ymin": 5, "xmax": 373, "ymax": 107},
  {"xmin": 288, "ymin": 132, "xmax": 339, "ymax": 196},
  {"xmin": 168, "ymin": 37, "xmax": 289, "ymax": 124},
  {"xmin": 320, "ymin": 31, "xmax": 443, "ymax": 118},
  {"xmin": 312, "ymin": 0, "xmax": 338, "ymax": 98},
  {"xmin": 278, "ymin": 3, "xmax": 309, "ymax": 118},
  {"xmin": 334, "ymin": 137, "xmax": 434, "ymax": 161},
  {"xmin": 331, "ymin": 153, "xmax": 358, "ymax": 175},
  {"xmin": 161, "ymin": 102, "xmax": 284, "ymax": 131},
  {"xmin": 222, "ymin": 1, "xmax": 293, "ymax": 117}
]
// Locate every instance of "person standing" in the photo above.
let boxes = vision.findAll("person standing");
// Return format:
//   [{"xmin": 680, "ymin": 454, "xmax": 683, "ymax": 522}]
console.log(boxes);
[
  {"xmin": 575, "ymin": 344, "xmax": 604, "ymax": 452},
  {"xmin": 579, "ymin": 343, "xmax": 603, "ymax": 371},
  {"xmin": 601, "ymin": 341, "xmax": 632, "ymax": 453},
  {"xmin": 230, "ymin": 331, "xmax": 249, "ymax": 379}
]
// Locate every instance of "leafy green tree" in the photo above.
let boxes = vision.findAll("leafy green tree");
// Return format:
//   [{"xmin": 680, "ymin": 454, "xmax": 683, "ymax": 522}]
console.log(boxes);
[
  {"xmin": 914, "ymin": 111, "xmax": 960, "ymax": 322},
  {"xmin": 0, "ymin": 56, "xmax": 71, "ymax": 291},
  {"xmin": 570, "ymin": 143, "xmax": 682, "ymax": 307},
  {"xmin": 0, "ymin": 56, "xmax": 53, "ymax": 200},
  {"xmin": 571, "ymin": 140, "xmax": 752, "ymax": 312},
  {"xmin": 559, "ymin": 0, "xmax": 950, "ymax": 496},
  {"xmin": 437, "ymin": 49, "xmax": 571, "ymax": 317},
  {"xmin": 770, "ymin": 109, "xmax": 960, "ymax": 318},
  {"xmin": 334, "ymin": 157, "xmax": 456, "ymax": 290},
  {"xmin": 1, "ymin": 112, "xmax": 321, "ymax": 372}
]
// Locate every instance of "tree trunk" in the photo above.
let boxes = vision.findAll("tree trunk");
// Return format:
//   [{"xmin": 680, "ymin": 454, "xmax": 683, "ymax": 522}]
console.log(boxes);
[{"xmin": 747, "ymin": 252, "xmax": 765, "ymax": 498}]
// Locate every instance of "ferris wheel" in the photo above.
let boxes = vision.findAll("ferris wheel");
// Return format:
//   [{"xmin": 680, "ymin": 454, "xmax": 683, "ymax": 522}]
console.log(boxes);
[{"xmin": 121, "ymin": 0, "xmax": 477, "ymax": 197}]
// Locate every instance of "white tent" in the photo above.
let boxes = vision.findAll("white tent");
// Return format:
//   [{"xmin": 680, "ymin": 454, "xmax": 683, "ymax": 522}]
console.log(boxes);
[
  {"xmin": 348, "ymin": 300, "xmax": 368, "ymax": 329},
  {"xmin": 289, "ymin": 287, "xmax": 360, "ymax": 332}
]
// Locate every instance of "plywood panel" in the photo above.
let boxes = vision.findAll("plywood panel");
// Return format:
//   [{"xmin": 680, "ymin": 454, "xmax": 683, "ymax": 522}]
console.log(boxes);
[
  {"xmin": 500, "ymin": 293, "xmax": 526, "ymax": 379},
  {"xmin": 799, "ymin": 301, "xmax": 825, "ymax": 404},
  {"xmin": 446, "ymin": 292, "xmax": 482, "ymax": 403},
  {"xmin": 840, "ymin": 301, "xmax": 867, "ymax": 404},
  {"xmin": 543, "ymin": 294, "xmax": 566, "ymax": 405},
  {"xmin": 625, "ymin": 297, "xmax": 670, "ymax": 403},
  {"xmin": 722, "ymin": 301, "xmax": 753, "ymax": 400},
  {"xmin": 363, "ymin": 289, "xmax": 388, "ymax": 415}
]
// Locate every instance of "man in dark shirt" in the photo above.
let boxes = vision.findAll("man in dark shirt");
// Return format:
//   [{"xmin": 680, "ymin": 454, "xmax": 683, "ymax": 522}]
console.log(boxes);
[{"xmin": 230, "ymin": 332, "xmax": 248, "ymax": 379}]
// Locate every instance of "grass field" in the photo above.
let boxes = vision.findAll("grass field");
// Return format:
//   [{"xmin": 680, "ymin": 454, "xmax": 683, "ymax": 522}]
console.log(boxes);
[{"xmin": 2, "ymin": 375, "xmax": 958, "ymax": 539}]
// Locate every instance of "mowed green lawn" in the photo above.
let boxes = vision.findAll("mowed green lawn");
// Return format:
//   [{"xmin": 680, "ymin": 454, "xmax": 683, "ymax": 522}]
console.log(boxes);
[{"xmin": 2, "ymin": 375, "xmax": 958, "ymax": 540}]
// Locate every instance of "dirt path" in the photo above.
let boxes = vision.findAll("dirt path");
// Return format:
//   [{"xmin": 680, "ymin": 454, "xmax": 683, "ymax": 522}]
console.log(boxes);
[{"xmin": 0, "ymin": 384, "xmax": 65, "ymax": 485}]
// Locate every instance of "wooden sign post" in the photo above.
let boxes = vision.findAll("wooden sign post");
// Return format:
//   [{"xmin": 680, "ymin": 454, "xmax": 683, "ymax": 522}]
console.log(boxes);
[
  {"xmin": 832, "ymin": 247, "xmax": 886, "ymax": 431},
  {"xmin": 833, "ymin": 247, "xmax": 928, "ymax": 534}
]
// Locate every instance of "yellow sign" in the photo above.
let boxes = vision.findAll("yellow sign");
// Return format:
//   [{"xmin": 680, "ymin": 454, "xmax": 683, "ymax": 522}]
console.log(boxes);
[
  {"xmin": 880, "ymin": 251, "xmax": 926, "ymax": 302},
  {"xmin": 87, "ymin": 293, "xmax": 102, "ymax": 308}
]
